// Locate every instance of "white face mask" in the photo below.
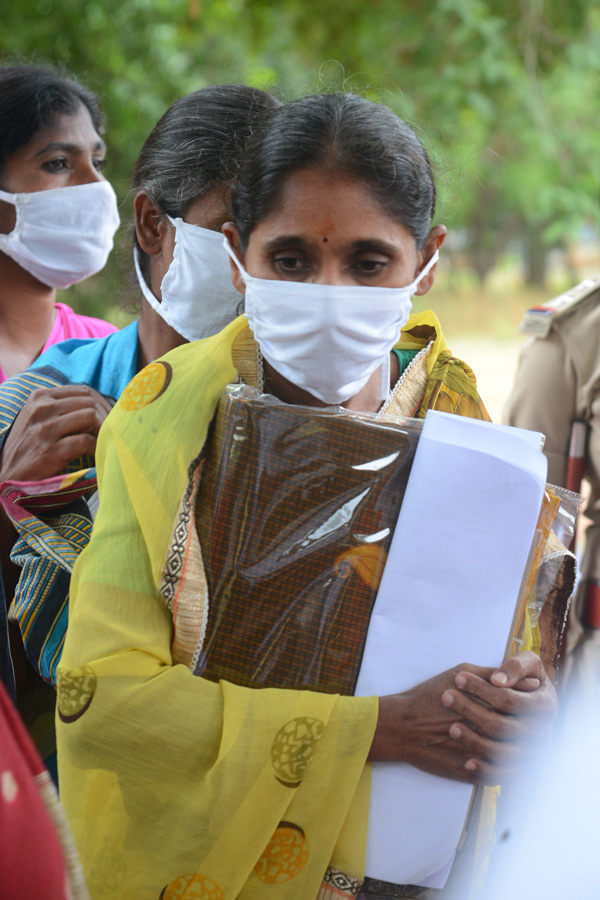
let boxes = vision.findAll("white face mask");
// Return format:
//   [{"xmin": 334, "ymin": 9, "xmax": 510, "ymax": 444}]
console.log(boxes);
[
  {"xmin": 134, "ymin": 216, "xmax": 244, "ymax": 342},
  {"xmin": 224, "ymin": 238, "xmax": 439, "ymax": 405},
  {"xmin": 0, "ymin": 180, "xmax": 120, "ymax": 289}
]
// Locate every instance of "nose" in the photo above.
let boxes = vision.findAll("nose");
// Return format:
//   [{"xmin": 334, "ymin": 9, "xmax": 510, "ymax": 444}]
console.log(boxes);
[
  {"xmin": 69, "ymin": 153, "xmax": 106, "ymax": 185},
  {"xmin": 313, "ymin": 260, "xmax": 354, "ymax": 286},
  {"xmin": 72, "ymin": 158, "xmax": 105, "ymax": 187}
]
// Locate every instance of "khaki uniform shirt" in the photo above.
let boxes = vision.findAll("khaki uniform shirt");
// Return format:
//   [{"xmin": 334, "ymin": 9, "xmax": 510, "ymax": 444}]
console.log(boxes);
[{"xmin": 505, "ymin": 277, "xmax": 600, "ymax": 693}]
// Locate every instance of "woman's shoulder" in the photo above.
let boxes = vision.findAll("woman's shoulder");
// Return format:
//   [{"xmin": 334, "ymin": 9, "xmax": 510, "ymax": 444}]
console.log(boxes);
[
  {"xmin": 51, "ymin": 302, "xmax": 119, "ymax": 342},
  {"xmin": 94, "ymin": 318, "xmax": 251, "ymax": 553},
  {"xmin": 28, "ymin": 320, "xmax": 140, "ymax": 398},
  {"xmin": 102, "ymin": 316, "xmax": 247, "ymax": 453},
  {"xmin": 395, "ymin": 310, "xmax": 489, "ymax": 420}
]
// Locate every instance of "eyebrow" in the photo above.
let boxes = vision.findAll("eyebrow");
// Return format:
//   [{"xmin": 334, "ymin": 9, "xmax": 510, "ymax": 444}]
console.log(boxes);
[
  {"xmin": 350, "ymin": 239, "xmax": 400, "ymax": 256},
  {"xmin": 35, "ymin": 138, "xmax": 106, "ymax": 157},
  {"xmin": 262, "ymin": 234, "xmax": 400, "ymax": 256},
  {"xmin": 262, "ymin": 235, "xmax": 311, "ymax": 252}
]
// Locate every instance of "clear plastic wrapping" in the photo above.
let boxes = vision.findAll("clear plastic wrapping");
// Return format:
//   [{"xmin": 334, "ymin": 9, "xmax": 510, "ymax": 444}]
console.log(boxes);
[
  {"xmin": 196, "ymin": 384, "xmax": 422, "ymax": 694},
  {"xmin": 507, "ymin": 483, "xmax": 582, "ymax": 673}
]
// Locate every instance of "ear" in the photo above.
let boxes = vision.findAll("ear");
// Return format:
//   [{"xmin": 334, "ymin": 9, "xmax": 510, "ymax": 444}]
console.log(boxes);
[
  {"xmin": 414, "ymin": 225, "xmax": 447, "ymax": 296},
  {"xmin": 134, "ymin": 191, "xmax": 170, "ymax": 256},
  {"xmin": 222, "ymin": 222, "xmax": 246, "ymax": 294},
  {"xmin": 0, "ymin": 198, "xmax": 16, "ymax": 235}
]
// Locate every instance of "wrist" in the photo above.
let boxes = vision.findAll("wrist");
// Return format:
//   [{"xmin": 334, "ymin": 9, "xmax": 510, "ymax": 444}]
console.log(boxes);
[{"xmin": 368, "ymin": 693, "xmax": 410, "ymax": 762}]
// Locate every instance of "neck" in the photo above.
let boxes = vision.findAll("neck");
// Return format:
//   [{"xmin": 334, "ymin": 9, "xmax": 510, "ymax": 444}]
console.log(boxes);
[
  {"xmin": 0, "ymin": 252, "xmax": 57, "ymax": 377},
  {"xmin": 136, "ymin": 301, "xmax": 188, "ymax": 371},
  {"xmin": 263, "ymin": 351, "xmax": 400, "ymax": 413}
]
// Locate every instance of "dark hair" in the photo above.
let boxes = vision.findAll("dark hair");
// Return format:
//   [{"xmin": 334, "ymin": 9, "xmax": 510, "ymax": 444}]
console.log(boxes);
[
  {"xmin": 233, "ymin": 92, "xmax": 437, "ymax": 251},
  {"xmin": 0, "ymin": 63, "xmax": 103, "ymax": 177},
  {"xmin": 132, "ymin": 84, "xmax": 280, "ymax": 282}
]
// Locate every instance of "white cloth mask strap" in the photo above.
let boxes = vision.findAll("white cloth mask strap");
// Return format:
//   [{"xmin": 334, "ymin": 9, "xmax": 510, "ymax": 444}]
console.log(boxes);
[
  {"xmin": 134, "ymin": 245, "xmax": 163, "ymax": 316},
  {"xmin": 223, "ymin": 238, "xmax": 247, "ymax": 279},
  {"xmin": 409, "ymin": 249, "xmax": 439, "ymax": 292}
]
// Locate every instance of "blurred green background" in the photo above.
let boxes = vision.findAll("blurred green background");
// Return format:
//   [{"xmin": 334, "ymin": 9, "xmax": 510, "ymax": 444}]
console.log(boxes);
[{"xmin": 2, "ymin": 0, "xmax": 600, "ymax": 350}]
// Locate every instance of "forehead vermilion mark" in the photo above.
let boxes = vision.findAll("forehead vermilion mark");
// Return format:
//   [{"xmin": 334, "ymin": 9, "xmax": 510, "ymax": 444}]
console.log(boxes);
[{"xmin": 313, "ymin": 219, "xmax": 336, "ymax": 237}]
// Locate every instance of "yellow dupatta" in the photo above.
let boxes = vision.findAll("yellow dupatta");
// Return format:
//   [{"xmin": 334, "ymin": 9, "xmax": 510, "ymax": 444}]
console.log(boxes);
[
  {"xmin": 57, "ymin": 310, "xmax": 492, "ymax": 900},
  {"xmin": 56, "ymin": 316, "xmax": 377, "ymax": 900}
]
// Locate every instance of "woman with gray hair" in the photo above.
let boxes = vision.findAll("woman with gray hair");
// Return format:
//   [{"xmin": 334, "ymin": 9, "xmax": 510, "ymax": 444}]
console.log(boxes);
[{"xmin": 0, "ymin": 83, "xmax": 279, "ymax": 747}]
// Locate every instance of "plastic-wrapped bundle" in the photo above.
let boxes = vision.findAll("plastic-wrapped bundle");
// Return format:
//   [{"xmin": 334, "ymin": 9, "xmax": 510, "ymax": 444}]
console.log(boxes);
[
  {"xmin": 196, "ymin": 384, "xmax": 422, "ymax": 694},
  {"xmin": 195, "ymin": 385, "xmax": 578, "ymax": 700}
]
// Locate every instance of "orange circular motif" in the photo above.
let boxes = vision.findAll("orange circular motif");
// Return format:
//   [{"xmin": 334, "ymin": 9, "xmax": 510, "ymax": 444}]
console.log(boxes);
[
  {"xmin": 334, "ymin": 544, "xmax": 387, "ymax": 590},
  {"xmin": 271, "ymin": 717, "xmax": 324, "ymax": 786},
  {"xmin": 455, "ymin": 392, "xmax": 481, "ymax": 419},
  {"xmin": 255, "ymin": 822, "xmax": 310, "ymax": 884},
  {"xmin": 120, "ymin": 361, "xmax": 172, "ymax": 411},
  {"xmin": 159, "ymin": 873, "xmax": 225, "ymax": 900},
  {"xmin": 433, "ymin": 390, "xmax": 455, "ymax": 415},
  {"xmin": 57, "ymin": 665, "xmax": 97, "ymax": 723}
]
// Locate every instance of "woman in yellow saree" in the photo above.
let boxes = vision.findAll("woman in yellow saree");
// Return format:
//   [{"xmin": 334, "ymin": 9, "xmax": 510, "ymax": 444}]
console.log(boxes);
[{"xmin": 56, "ymin": 93, "xmax": 556, "ymax": 900}]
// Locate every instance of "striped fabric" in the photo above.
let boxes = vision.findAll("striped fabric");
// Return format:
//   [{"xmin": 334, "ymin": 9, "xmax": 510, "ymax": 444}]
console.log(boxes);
[
  {"xmin": 0, "ymin": 323, "xmax": 139, "ymax": 686},
  {"xmin": 0, "ymin": 369, "xmax": 73, "ymax": 447}
]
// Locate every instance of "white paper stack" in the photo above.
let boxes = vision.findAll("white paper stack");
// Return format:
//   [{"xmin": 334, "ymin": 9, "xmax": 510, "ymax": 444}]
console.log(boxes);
[{"xmin": 354, "ymin": 410, "xmax": 547, "ymax": 887}]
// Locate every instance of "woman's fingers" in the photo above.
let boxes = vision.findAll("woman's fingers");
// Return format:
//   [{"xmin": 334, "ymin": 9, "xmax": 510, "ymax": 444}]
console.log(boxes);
[
  {"xmin": 443, "ymin": 653, "xmax": 558, "ymax": 757},
  {"xmin": 372, "ymin": 653, "xmax": 556, "ymax": 786},
  {"xmin": 510, "ymin": 676, "xmax": 541, "ymax": 693},
  {"xmin": 0, "ymin": 384, "xmax": 113, "ymax": 482},
  {"xmin": 449, "ymin": 721, "xmax": 521, "ymax": 762},
  {"xmin": 443, "ymin": 679, "xmax": 556, "ymax": 736},
  {"xmin": 442, "ymin": 686, "xmax": 522, "ymax": 741},
  {"xmin": 452, "ymin": 673, "xmax": 524, "ymax": 714},
  {"xmin": 461, "ymin": 756, "xmax": 519, "ymax": 785},
  {"xmin": 24, "ymin": 386, "xmax": 113, "ymax": 431},
  {"xmin": 489, "ymin": 650, "xmax": 545, "ymax": 688}
]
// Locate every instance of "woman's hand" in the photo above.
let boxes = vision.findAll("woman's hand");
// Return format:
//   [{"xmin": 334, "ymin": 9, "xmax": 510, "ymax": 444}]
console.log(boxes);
[
  {"xmin": 441, "ymin": 650, "xmax": 557, "ymax": 782},
  {"xmin": 0, "ymin": 384, "xmax": 113, "ymax": 483},
  {"xmin": 369, "ymin": 652, "xmax": 557, "ymax": 786}
]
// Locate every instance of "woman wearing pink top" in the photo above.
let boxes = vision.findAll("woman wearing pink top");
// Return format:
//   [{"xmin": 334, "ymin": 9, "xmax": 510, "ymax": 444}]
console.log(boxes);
[{"xmin": 0, "ymin": 63, "xmax": 120, "ymax": 385}]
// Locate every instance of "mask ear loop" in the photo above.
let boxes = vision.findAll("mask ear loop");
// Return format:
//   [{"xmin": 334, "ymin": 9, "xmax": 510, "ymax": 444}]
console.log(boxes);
[
  {"xmin": 133, "ymin": 246, "xmax": 164, "ymax": 317},
  {"xmin": 379, "ymin": 352, "xmax": 391, "ymax": 402},
  {"xmin": 412, "ymin": 249, "xmax": 439, "ymax": 290},
  {"xmin": 379, "ymin": 251, "xmax": 439, "ymax": 402},
  {"xmin": 222, "ymin": 236, "xmax": 249, "ymax": 282}
]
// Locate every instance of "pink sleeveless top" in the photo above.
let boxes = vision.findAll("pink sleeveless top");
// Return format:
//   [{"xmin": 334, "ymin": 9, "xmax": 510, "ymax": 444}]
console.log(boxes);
[{"xmin": 0, "ymin": 302, "xmax": 118, "ymax": 384}]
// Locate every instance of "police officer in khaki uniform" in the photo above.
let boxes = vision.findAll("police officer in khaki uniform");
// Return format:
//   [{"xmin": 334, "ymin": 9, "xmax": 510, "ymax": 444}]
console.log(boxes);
[{"xmin": 505, "ymin": 275, "xmax": 600, "ymax": 696}]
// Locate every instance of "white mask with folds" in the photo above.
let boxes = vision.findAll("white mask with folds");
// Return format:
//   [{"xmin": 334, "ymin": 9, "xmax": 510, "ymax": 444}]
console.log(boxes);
[
  {"xmin": 135, "ymin": 217, "xmax": 244, "ymax": 342},
  {"xmin": 224, "ymin": 237, "xmax": 438, "ymax": 405},
  {"xmin": 0, "ymin": 180, "xmax": 120, "ymax": 288}
]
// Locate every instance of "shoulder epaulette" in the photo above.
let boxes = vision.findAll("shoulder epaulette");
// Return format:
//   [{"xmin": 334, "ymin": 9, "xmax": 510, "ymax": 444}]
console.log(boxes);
[{"xmin": 519, "ymin": 275, "xmax": 600, "ymax": 338}]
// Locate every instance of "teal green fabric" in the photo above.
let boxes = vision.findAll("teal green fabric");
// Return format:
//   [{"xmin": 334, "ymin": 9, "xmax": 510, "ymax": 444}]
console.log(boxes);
[{"xmin": 392, "ymin": 347, "xmax": 420, "ymax": 376}]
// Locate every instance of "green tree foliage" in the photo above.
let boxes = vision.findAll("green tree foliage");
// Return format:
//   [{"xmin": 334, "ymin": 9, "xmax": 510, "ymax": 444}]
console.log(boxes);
[{"xmin": 2, "ymin": 0, "xmax": 600, "ymax": 307}]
